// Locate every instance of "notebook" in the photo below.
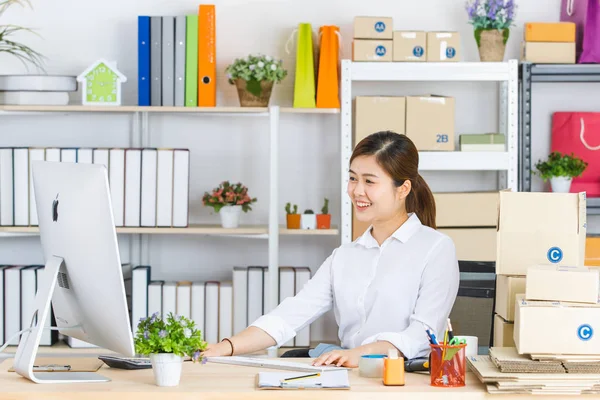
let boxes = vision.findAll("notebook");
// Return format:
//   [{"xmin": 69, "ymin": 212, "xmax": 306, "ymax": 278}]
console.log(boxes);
[{"xmin": 256, "ymin": 369, "xmax": 350, "ymax": 390}]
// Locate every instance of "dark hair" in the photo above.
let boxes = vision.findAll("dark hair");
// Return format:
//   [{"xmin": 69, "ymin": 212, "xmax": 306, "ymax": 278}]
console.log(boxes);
[{"xmin": 350, "ymin": 131, "xmax": 436, "ymax": 229}]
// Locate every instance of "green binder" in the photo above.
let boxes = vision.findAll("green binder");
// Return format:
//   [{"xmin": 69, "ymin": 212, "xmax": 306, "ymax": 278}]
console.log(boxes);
[
  {"xmin": 185, "ymin": 15, "xmax": 198, "ymax": 107},
  {"xmin": 293, "ymin": 23, "xmax": 316, "ymax": 108}
]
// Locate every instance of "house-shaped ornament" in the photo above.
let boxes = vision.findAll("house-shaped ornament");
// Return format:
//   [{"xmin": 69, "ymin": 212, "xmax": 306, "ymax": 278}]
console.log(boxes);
[{"xmin": 77, "ymin": 59, "xmax": 127, "ymax": 106}]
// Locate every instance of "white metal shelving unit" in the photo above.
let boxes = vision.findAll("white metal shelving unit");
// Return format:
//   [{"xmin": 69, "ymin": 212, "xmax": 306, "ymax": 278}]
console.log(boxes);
[
  {"xmin": 0, "ymin": 105, "xmax": 340, "ymax": 318},
  {"xmin": 340, "ymin": 59, "xmax": 519, "ymax": 244}
]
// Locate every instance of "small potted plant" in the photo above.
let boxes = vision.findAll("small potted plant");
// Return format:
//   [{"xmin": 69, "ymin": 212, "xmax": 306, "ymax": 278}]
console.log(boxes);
[
  {"xmin": 465, "ymin": 0, "xmax": 516, "ymax": 62},
  {"xmin": 0, "ymin": 0, "xmax": 45, "ymax": 71},
  {"xmin": 225, "ymin": 54, "xmax": 287, "ymax": 107},
  {"xmin": 202, "ymin": 181, "xmax": 257, "ymax": 229},
  {"xmin": 534, "ymin": 151, "xmax": 588, "ymax": 193},
  {"xmin": 135, "ymin": 312, "xmax": 207, "ymax": 387},
  {"xmin": 316, "ymin": 198, "xmax": 331, "ymax": 229},
  {"xmin": 301, "ymin": 209, "xmax": 316, "ymax": 230},
  {"xmin": 285, "ymin": 202, "xmax": 300, "ymax": 229}
]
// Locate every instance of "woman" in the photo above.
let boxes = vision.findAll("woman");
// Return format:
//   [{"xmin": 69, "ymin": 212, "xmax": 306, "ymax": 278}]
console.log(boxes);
[{"xmin": 202, "ymin": 131, "xmax": 459, "ymax": 368}]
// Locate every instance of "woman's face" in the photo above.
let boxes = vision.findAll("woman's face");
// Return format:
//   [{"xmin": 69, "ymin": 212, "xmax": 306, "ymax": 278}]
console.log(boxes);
[{"xmin": 347, "ymin": 155, "xmax": 410, "ymax": 223}]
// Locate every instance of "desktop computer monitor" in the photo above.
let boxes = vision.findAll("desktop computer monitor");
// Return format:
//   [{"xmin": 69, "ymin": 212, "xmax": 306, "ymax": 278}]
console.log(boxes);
[{"xmin": 12, "ymin": 161, "xmax": 135, "ymax": 384}]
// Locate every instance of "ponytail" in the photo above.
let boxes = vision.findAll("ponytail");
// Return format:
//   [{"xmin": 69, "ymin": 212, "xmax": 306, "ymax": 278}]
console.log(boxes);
[{"xmin": 406, "ymin": 174, "xmax": 436, "ymax": 229}]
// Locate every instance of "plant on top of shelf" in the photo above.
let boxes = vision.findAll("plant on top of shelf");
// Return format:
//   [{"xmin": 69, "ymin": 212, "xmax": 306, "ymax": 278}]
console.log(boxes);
[
  {"xmin": 202, "ymin": 181, "xmax": 257, "ymax": 229},
  {"xmin": 135, "ymin": 312, "xmax": 207, "ymax": 387},
  {"xmin": 226, "ymin": 54, "xmax": 287, "ymax": 107},
  {"xmin": 285, "ymin": 202, "xmax": 300, "ymax": 229},
  {"xmin": 317, "ymin": 197, "xmax": 331, "ymax": 229},
  {"xmin": 0, "ymin": 0, "xmax": 45, "ymax": 71},
  {"xmin": 465, "ymin": 0, "xmax": 516, "ymax": 62},
  {"xmin": 301, "ymin": 208, "xmax": 316, "ymax": 230},
  {"xmin": 534, "ymin": 151, "xmax": 588, "ymax": 193}
]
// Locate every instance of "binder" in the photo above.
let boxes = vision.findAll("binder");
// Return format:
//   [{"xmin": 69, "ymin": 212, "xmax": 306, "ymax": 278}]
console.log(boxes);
[
  {"xmin": 77, "ymin": 148, "xmax": 93, "ymax": 164},
  {"xmin": 150, "ymin": 16, "xmax": 162, "ymax": 106},
  {"xmin": 161, "ymin": 16, "xmax": 175, "ymax": 107},
  {"xmin": 124, "ymin": 149, "xmax": 142, "ymax": 227},
  {"xmin": 138, "ymin": 16, "xmax": 151, "ymax": 106},
  {"xmin": 232, "ymin": 266, "xmax": 248, "ymax": 335},
  {"xmin": 176, "ymin": 281, "xmax": 192, "ymax": 319},
  {"xmin": 140, "ymin": 148, "xmax": 158, "ymax": 227},
  {"xmin": 156, "ymin": 149, "xmax": 174, "ymax": 227},
  {"xmin": 131, "ymin": 266, "xmax": 150, "ymax": 332},
  {"xmin": 279, "ymin": 267, "xmax": 296, "ymax": 347},
  {"xmin": 148, "ymin": 281, "xmax": 164, "ymax": 317},
  {"xmin": 172, "ymin": 149, "xmax": 190, "ymax": 227},
  {"xmin": 204, "ymin": 281, "xmax": 220, "ymax": 344},
  {"xmin": 294, "ymin": 267, "xmax": 312, "ymax": 347},
  {"xmin": 219, "ymin": 282, "xmax": 233, "ymax": 341},
  {"xmin": 13, "ymin": 148, "xmax": 29, "ymax": 226},
  {"xmin": 185, "ymin": 15, "xmax": 199, "ymax": 107},
  {"xmin": 28, "ymin": 148, "xmax": 45, "ymax": 226},
  {"xmin": 191, "ymin": 281, "xmax": 205, "ymax": 334},
  {"xmin": 0, "ymin": 149, "xmax": 14, "ymax": 226},
  {"xmin": 174, "ymin": 16, "xmax": 186, "ymax": 107},
  {"xmin": 109, "ymin": 148, "xmax": 125, "ymax": 227},
  {"xmin": 162, "ymin": 282, "xmax": 177, "ymax": 318},
  {"xmin": 197, "ymin": 5, "xmax": 216, "ymax": 107}
]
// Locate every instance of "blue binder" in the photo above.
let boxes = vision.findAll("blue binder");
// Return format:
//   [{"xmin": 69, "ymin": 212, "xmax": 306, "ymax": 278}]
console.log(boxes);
[{"xmin": 138, "ymin": 16, "xmax": 151, "ymax": 106}]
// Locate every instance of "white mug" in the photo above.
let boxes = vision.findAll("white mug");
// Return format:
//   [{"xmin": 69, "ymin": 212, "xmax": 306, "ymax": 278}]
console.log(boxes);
[{"xmin": 454, "ymin": 335, "xmax": 478, "ymax": 358}]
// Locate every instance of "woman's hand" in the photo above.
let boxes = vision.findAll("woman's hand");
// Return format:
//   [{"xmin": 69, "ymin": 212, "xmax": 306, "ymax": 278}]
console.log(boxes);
[
  {"xmin": 312, "ymin": 348, "xmax": 362, "ymax": 368},
  {"xmin": 201, "ymin": 341, "xmax": 233, "ymax": 357}
]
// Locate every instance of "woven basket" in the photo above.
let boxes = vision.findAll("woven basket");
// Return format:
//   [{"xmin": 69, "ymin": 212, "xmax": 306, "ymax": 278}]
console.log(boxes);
[
  {"xmin": 234, "ymin": 79, "xmax": 273, "ymax": 107},
  {"xmin": 477, "ymin": 29, "xmax": 507, "ymax": 62}
]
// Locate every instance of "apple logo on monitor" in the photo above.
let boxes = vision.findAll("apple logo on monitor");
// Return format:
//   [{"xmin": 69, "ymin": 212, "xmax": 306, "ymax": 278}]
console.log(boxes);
[{"xmin": 52, "ymin": 194, "xmax": 59, "ymax": 222}]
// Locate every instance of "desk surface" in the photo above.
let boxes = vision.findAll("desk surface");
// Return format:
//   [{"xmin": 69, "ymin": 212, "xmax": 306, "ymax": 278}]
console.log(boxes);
[{"xmin": 0, "ymin": 353, "xmax": 578, "ymax": 399}]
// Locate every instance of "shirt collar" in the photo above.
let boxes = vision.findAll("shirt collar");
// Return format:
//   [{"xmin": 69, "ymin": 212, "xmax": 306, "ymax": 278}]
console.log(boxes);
[{"xmin": 355, "ymin": 213, "xmax": 423, "ymax": 248}]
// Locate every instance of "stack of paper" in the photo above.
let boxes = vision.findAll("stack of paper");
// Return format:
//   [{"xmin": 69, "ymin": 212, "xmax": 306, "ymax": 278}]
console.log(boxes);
[
  {"xmin": 489, "ymin": 347, "xmax": 564, "ymax": 373},
  {"xmin": 468, "ymin": 355, "xmax": 600, "ymax": 395}
]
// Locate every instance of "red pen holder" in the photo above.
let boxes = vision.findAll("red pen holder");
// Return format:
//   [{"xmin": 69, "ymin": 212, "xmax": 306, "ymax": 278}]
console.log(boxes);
[{"xmin": 429, "ymin": 343, "xmax": 466, "ymax": 387}]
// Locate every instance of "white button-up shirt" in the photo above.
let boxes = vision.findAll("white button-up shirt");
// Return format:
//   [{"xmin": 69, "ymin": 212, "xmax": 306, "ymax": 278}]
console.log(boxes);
[{"xmin": 250, "ymin": 213, "xmax": 460, "ymax": 359}]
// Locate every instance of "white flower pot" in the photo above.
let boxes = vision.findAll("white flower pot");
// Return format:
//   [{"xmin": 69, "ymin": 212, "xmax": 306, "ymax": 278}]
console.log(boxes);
[
  {"xmin": 550, "ymin": 177, "xmax": 572, "ymax": 193},
  {"xmin": 219, "ymin": 205, "xmax": 242, "ymax": 228},
  {"xmin": 301, "ymin": 214, "xmax": 316, "ymax": 229},
  {"xmin": 150, "ymin": 353, "xmax": 183, "ymax": 387}
]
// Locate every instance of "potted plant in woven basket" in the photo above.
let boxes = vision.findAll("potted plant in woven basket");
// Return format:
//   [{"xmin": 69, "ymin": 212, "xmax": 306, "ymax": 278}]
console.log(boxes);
[
  {"xmin": 226, "ymin": 54, "xmax": 287, "ymax": 107},
  {"xmin": 465, "ymin": 0, "xmax": 516, "ymax": 62},
  {"xmin": 534, "ymin": 151, "xmax": 588, "ymax": 193}
]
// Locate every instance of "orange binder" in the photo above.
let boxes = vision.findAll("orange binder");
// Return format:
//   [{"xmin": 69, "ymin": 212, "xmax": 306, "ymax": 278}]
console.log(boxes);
[{"xmin": 198, "ymin": 4, "xmax": 216, "ymax": 107}]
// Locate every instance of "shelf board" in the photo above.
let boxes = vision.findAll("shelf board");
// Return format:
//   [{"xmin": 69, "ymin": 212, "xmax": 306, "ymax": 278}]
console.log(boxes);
[
  {"xmin": 418, "ymin": 151, "xmax": 509, "ymax": 171},
  {"xmin": 0, "ymin": 105, "xmax": 340, "ymax": 114},
  {"xmin": 350, "ymin": 61, "xmax": 513, "ymax": 82},
  {"xmin": 0, "ymin": 224, "xmax": 339, "ymax": 236}
]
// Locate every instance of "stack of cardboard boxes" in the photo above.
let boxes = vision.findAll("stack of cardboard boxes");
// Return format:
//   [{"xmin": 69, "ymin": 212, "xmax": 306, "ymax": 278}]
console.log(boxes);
[
  {"xmin": 353, "ymin": 16, "xmax": 461, "ymax": 62},
  {"xmin": 354, "ymin": 95, "xmax": 454, "ymax": 151},
  {"xmin": 521, "ymin": 22, "xmax": 576, "ymax": 64},
  {"xmin": 493, "ymin": 191, "xmax": 588, "ymax": 350}
]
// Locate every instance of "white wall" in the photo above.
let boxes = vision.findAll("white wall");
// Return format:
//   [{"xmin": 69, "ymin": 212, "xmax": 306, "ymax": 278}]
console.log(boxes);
[{"xmin": 1, "ymin": 0, "xmax": 598, "ymax": 343}]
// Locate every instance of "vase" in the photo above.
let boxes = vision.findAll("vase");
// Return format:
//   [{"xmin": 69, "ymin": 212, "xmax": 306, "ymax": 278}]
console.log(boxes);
[
  {"xmin": 550, "ymin": 177, "xmax": 572, "ymax": 193},
  {"xmin": 301, "ymin": 214, "xmax": 317, "ymax": 229},
  {"xmin": 234, "ymin": 78, "xmax": 274, "ymax": 107},
  {"xmin": 475, "ymin": 29, "xmax": 508, "ymax": 62},
  {"xmin": 219, "ymin": 205, "xmax": 242, "ymax": 228},
  {"xmin": 316, "ymin": 214, "xmax": 331, "ymax": 229},
  {"xmin": 150, "ymin": 353, "xmax": 184, "ymax": 387}
]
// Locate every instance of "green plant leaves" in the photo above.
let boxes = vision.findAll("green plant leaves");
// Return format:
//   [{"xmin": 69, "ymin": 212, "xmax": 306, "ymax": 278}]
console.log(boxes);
[
  {"xmin": 534, "ymin": 151, "xmax": 588, "ymax": 182},
  {"xmin": 245, "ymin": 78, "xmax": 262, "ymax": 97}
]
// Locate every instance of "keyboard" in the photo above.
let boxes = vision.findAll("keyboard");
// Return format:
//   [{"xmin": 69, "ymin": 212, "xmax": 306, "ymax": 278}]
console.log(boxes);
[{"xmin": 206, "ymin": 356, "xmax": 349, "ymax": 372}]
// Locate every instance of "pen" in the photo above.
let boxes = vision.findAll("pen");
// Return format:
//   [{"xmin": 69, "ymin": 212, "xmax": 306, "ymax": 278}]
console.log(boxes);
[{"xmin": 281, "ymin": 372, "xmax": 320, "ymax": 382}]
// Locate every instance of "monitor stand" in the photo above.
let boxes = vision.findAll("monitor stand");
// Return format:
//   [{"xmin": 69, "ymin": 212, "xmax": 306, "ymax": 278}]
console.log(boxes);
[{"xmin": 12, "ymin": 255, "xmax": 110, "ymax": 383}]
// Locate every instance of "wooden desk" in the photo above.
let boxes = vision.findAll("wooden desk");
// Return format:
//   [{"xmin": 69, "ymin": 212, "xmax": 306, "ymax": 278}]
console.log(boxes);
[{"xmin": 0, "ymin": 354, "xmax": 569, "ymax": 399}]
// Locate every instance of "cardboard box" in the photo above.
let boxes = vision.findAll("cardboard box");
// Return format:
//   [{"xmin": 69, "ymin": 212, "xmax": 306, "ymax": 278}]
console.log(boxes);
[
  {"xmin": 438, "ymin": 228, "xmax": 496, "ymax": 262},
  {"xmin": 496, "ymin": 191, "xmax": 587, "ymax": 276},
  {"xmin": 524, "ymin": 22, "xmax": 576, "ymax": 42},
  {"xmin": 434, "ymin": 191, "xmax": 498, "ymax": 228},
  {"xmin": 393, "ymin": 31, "xmax": 426, "ymax": 61},
  {"xmin": 495, "ymin": 275, "xmax": 526, "ymax": 322},
  {"xmin": 353, "ymin": 39, "xmax": 392, "ymax": 62},
  {"xmin": 514, "ymin": 294, "xmax": 600, "ymax": 355},
  {"xmin": 526, "ymin": 265, "xmax": 599, "ymax": 304},
  {"xmin": 354, "ymin": 96, "xmax": 405, "ymax": 146},
  {"xmin": 494, "ymin": 314, "xmax": 515, "ymax": 347},
  {"xmin": 354, "ymin": 16, "xmax": 393, "ymax": 39},
  {"xmin": 521, "ymin": 42, "xmax": 576, "ymax": 64},
  {"xmin": 405, "ymin": 96, "xmax": 454, "ymax": 151},
  {"xmin": 427, "ymin": 32, "xmax": 460, "ymax": 62}
]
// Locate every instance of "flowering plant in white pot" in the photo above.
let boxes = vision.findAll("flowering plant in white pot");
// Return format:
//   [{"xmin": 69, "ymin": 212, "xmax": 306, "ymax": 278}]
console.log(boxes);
[
  {"xmin": 202, "ymin": 181, "xmax": 257, "ymax": 228},
  {"xmin": 134, "ymin": 312, "xmax": 207, "ymax": 387}
]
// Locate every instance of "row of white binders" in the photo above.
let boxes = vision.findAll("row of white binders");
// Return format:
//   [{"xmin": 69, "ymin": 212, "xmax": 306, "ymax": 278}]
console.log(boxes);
[
  {"xmin": 0, "ymin": 265, "xmax": 60, "ymax": 346},
  {"xmin": 0, "ymin": 147, "xmax": 190, "ymax": 228},
  {"xmin": 131, "ymin": 265, "xmax": 312, "ymax": 347}
]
